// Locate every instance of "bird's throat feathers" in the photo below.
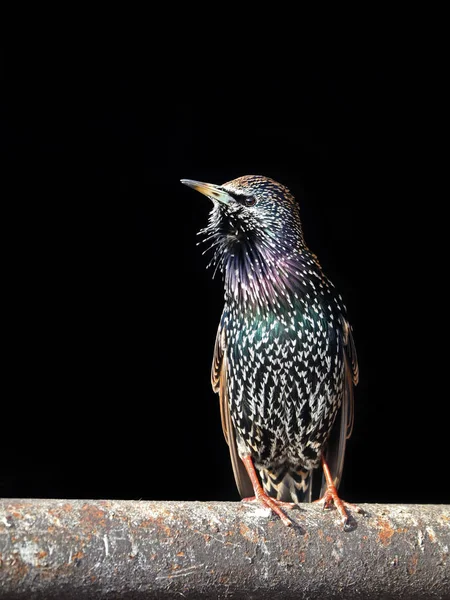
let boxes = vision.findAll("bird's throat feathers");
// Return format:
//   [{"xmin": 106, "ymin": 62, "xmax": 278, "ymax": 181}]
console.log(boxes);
[{"xmin": 199, "ymin": 204, "xmax": 326, "ymax": 315}]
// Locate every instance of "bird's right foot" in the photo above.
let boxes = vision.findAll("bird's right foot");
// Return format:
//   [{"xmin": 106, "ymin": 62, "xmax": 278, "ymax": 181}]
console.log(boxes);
[{"xmin": 242, "ymin": 493, "xmax": 294, "ymax": 526}]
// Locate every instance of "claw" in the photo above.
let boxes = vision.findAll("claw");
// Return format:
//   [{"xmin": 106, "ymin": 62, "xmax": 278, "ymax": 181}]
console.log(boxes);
[
  {"xmin": 315, "ymin": 454, "xmax": 362, "ymax": 528},
  {"xmin": 241, "ymin": 456, "xmax": 294, "ymax": 526},
  {"xmin": 314, "ymin": 490, "xmax": 355, "ymax": 526}
]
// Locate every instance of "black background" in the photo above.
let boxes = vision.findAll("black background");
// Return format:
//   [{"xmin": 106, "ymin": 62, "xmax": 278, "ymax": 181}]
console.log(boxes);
[{"xmin": 2, "ymin": 37, "xmax": 446, "ymax": 505}]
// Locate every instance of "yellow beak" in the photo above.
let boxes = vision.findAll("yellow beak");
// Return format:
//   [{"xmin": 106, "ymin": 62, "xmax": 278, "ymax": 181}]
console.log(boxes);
[{"xmin": 180, "ymin": 179, "xmax": 232, "ymax": 205}]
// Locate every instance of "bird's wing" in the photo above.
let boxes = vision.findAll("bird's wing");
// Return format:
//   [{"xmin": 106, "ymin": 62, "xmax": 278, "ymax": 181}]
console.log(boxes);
[
  {"xmin": 322, "ymin": 318, "xmax": 358, "ymax": 492},
  {"xmin": 341, "ymin": 318, "xmax": 358, "ymax": 441},
  {"xmin": 211, "ymin": 321, "xmax": 224, "ymax": 395},
  {"xmin": 343, "ymin": 318, "xmax": 359, "ymax": 388},
  {"xmin": 212, "ymin": 321, "xmax": 254, "ymax": 498}
]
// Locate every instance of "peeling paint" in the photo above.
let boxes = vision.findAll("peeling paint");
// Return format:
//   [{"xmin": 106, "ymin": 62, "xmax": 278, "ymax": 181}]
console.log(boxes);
[
  {"xmin": 377, "ymin": 516, "xmax": 395, "ymax": 547},
  {"xmin": 239, "ymin": 523, "xmax": 260, "ymax": 544},
  {"xmin": 408, "ymin": 552, "xmax": 419, "ymax": 575},
  {"xmin": 417, "ymin": 529, "xmax": 425, "ymax": 552},
  {"xmin": 426, "ymin": 526, "xmax": 437, "ymax": 543},
  {"xmin": 17, "ymin": 540, "xmax": 40, "ymax": 566}
]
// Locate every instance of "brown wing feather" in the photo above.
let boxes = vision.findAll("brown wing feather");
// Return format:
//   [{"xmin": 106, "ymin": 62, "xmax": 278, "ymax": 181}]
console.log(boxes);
[
  {"xmin": 322, "ymin": 319, "xmax": 358, "ymax": 492},
  {"xmin": 212, "ymin": 323, "xmax": 253, "ymax": 498},
  {"xmin": 211, "ymin": 324, "xmax": 224, "ymax": 394},
  {"xmin": 343, "ymin": 319, "xmax": 359, "ymax": 386},
  {"xmin": 342, "ymin": 318, "xmax": 358, "ymax": 438}
]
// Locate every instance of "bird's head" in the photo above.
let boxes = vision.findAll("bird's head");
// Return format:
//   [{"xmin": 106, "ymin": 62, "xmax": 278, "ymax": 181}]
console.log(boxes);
[
  {"xmin": 181, "ymin": 175, "xmax": 304, "ymax": 252},
  {"xmin": 181, "ymin": 175, "xmax": 312, "ymax": 309}
]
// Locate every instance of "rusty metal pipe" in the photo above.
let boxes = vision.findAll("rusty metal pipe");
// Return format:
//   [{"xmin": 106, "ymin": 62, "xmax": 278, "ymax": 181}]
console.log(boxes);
[{"xmin": 0, "ymin": 499, "xmax": 449, "ymax": 599}]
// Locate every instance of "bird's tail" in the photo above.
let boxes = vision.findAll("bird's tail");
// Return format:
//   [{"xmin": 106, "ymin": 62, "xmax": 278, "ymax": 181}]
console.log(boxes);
[{"xmin": 259, "ymin": 466, "xmax": 313, "ymax": 503}]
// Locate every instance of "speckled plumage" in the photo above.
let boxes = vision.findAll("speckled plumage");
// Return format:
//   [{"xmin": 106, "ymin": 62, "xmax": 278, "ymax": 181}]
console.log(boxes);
[{"xmin": 182, "ymin": 175, "xmax": 358, "ymax": 508}]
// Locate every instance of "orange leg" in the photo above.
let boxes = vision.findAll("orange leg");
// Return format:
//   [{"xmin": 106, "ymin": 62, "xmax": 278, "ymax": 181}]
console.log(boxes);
[
  {"xmin": 241, "ymin": 456, "xmax": 294, "ymax": 527},
  {"xmin": 314, "ymin": 454, "xmax": 362, "ymax": 527}
]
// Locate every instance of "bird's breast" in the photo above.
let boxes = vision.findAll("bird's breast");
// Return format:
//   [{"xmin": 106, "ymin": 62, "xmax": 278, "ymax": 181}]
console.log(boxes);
[{"xmin": 223, "ymin": 299, "xmax": 345, "ymax": 467}]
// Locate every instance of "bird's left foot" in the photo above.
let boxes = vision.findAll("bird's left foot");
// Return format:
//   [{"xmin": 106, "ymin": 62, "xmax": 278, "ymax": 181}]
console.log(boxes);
[
  {"xmin": 314, "ymin": 488, "xmax": 362, "ymax": 529},
  {"xmin": 315, "ymin": 455, "xmax": 363, "ymax": 530}
]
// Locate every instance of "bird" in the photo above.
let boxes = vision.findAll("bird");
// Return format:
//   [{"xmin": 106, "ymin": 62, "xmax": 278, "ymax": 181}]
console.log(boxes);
[{"xmin": 181, "ymin": 175, "xmax": 359, "ymax": 528}]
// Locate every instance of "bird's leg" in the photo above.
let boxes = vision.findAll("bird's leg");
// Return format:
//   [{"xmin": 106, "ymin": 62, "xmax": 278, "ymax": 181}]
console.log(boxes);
[
  {"xmin": 314, "ymin": 454, "xmax": 362, "ymax": 527},
  {"xmin": 240, "ymin": 456, "xmax": 294, "ymax": 526}
]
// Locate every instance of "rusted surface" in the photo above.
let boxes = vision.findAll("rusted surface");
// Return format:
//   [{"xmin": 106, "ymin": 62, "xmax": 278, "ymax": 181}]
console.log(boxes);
[{"xmin": 0, "ymin": 500, "xmax": 449, "ymax": 599}]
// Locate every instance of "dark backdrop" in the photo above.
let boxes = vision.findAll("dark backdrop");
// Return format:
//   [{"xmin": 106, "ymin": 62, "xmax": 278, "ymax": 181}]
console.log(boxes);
[{"xmin": 2, "ymin": 41, "xmax": 445, "ymax": 505}]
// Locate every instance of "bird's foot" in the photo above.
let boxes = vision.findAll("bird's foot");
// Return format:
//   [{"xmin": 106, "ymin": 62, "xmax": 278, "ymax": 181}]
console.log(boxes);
[
  {"xmin": 313, "ymin": 488, "xmax": 362, "ymax": 529},
  {"xmin": 244, "ymin": 491, "xmax": 294, "ymax": 527},
  {"xmin": 314, "ymin": 455, "xmax": 363, "ymax": 530},
  {"xmin": 240, "ymin": 455, "xmax": 294, "ymax": 527}
]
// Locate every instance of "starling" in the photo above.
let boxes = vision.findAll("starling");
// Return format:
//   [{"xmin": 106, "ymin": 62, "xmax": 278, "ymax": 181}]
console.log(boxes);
[{"xmin": 181, "ymin": 175, "xmax": 359, "ymax": 527}]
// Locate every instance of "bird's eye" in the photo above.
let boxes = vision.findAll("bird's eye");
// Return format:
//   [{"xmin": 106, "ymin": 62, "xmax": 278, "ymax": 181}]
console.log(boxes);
[{"xmin": 244, "ymin": 196, "xmax": 256, "ymax": 206}]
